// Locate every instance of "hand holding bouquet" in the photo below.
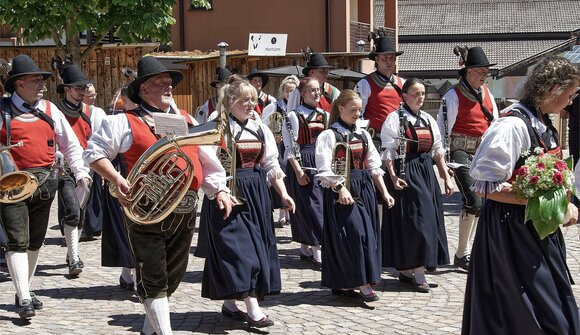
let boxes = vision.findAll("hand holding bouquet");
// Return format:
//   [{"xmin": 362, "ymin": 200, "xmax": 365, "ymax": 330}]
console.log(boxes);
[{"xmin": 512, "ymin": 148, "xmax": 577, "ymax": 239}]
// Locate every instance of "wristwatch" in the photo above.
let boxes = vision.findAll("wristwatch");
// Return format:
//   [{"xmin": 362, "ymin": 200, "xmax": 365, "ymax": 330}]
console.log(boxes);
[{"xmin": 334, "ymin": 184, "xmax": 344, "ymax": 192}]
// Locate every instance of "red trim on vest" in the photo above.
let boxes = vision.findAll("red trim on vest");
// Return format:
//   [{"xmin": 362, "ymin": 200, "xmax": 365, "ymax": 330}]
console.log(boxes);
[
  {"xmin": 452, "ymin": 85, "xmax": 494, "ymax": 137},
  {"xmin": 1, "ymin": 101, "xmax": 55, "ymax": 169},
  {"xmin": 297, "ymin": 112, "xmax": 326, "ymax": 145},
  {"xmin": 123, "ymin": 109, "xmax": 203, "ymax": 190},
  {"xmin": 65, "ymin": 103, "xmax": 91, "ymax": 149},
  {"xmin": 365, "ymin": 75, "xmax": 403, "ymax": 132},
  {"xmin": 236, "ymin": 140, "xmax": 264, "ymax": 168},
  {"xmin": 255, "ymin": 92, "xmax": 269, "ymax": 116}
]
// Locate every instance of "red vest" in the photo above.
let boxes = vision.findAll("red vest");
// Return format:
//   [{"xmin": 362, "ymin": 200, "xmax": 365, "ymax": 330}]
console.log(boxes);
[
  {"xmin": 123, "ymin": 109, "xmax": 203, "ymax": 190},
  {"xmin": 255, "ymin": 92, "xmax": 270, "ymax": 116},
  {"xmin": 364, "ymin": 73, "xmax": 404, "ymax": 133},
  {"xmin": 452, "ymin": 84, "xmax": 494, "ymax": 137},
  {"xmin": 297, "ymin": 110, "xmax": 327, "ymax": 145},
  {"xmin": 317, "ymin": 82, "xmax": 335, "ymax": 113},
  {"xmin": 1, "ymin": 100, "xmax": 55, "ymax": 169},
  {"xmin": 64, "ymin": 103, "xmax": 91, "ymax": 149}
]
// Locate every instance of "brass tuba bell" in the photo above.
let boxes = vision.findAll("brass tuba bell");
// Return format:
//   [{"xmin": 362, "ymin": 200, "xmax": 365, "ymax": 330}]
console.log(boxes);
[
  {"xmin": 0, "ymin": 141, "xmax": 38, "ymax": 203},
  {"xmin": 110, "ymin": 121, "xmax": 223, "ymax": 225}
]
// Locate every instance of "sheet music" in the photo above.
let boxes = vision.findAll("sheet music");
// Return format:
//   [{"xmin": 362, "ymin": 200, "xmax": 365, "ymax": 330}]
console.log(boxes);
[{"xmin": 153, "ymin": 113, "xmax": 188, "ymax": 136}]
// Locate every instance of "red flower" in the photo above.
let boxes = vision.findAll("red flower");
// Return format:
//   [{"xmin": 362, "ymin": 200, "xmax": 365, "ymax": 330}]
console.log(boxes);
[
  {"xmin": 554, "ymin": 160, "xmax": 568, "ymax": 171},
  {"xmin": 536, "ymin": 162, "xmax": 545, "ymax": 170},
  {"xmin": 552, "ymin": 172, "xmax": 564, "ymax": 185},
  {"xmin": 530, "ymin": 176, "xmax": 539, "ymax": 184},
  {"xmin": 518, "ymin": 166, "xmax": 529, "ymax": 177}
]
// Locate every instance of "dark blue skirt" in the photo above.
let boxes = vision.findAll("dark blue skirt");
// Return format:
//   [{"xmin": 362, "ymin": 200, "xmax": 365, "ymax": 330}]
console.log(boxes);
[
  {"xmin": 382, "ymin": 153, "xmax": 449, "ymax": 269},
  {"xmin": 270, "ymin": 141, "xmax": 288, "ymax": 210},
  {"xmin": 462, "ymin": 199, "xmax": 579, "ymax": 335},
  {"xmin": 83, "ymin": 173, "xmax": 104, "ymax": 235},
  {"xmin": 286, "ymin": 144, "xmax": 324, "ymax": 245},
  {"xmin": 201, "ymin": 167, "xmax": 281, "ymax": 300},
  {"xmin": 193, "ymin": 195, "xmax": 210, "ymax": 258},
  {"xmin": 321, "ymin": 170, "xmax": 381, "ymax": 289},
  {"xmin": 101, "ymin": 181, "xmax": 133, "ymax": 268}
]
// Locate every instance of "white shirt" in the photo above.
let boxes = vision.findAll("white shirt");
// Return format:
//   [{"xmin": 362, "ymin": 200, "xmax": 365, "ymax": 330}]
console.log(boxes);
[
  {"xmin": 436, "ymin": 83, "xmax": 499, "ymax": 138},
  {"xmin": 83, "ymin": 105, "xmax": 229, "ymax": 199},
  {"xmin": 5, "ymin": 93, "xmax": 91, "ymax": 181},
  {"xmin": 380, "ymin": 106, "xmax": 446, "ymax": 161},
  {"xmin": 194, "ymin": 97, "xmax": 217, "ymax": 125},
  {"xmin": 281, "ymin": 104, "xmax": 329, "ymax": 160},
  {"xmin": 469, "ymin": 102, "xmax": 556, "ymax": 194},
  {"xmin": 315, "ymin": 122, "xmax": 384, "ymax": 188}
]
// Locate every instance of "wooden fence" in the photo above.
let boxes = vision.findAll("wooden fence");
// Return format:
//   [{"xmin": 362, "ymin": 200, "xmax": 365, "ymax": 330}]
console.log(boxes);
[{"xmin": 0, "ymin": 44, "xmax": 158, "ymax": 109}]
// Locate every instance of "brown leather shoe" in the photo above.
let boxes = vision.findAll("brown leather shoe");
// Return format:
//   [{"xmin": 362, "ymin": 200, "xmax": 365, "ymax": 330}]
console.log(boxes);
[{"xmin": 246, "ymin": 316, "xmax": 274, "ymax": 328}]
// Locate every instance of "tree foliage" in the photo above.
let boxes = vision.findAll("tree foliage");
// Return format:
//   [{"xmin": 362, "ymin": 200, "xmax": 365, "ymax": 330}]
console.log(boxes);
[{"xmin": 0, "ymin": 0, "xmax": 181, "ymax": 63}]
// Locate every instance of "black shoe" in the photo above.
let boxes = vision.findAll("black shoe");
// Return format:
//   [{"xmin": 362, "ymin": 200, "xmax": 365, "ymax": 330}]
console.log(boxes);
[
  {"xmin": 425, "ymin": 266, "xmax": 437, "ymax": 273},
  {"xmin": 359, "ymin": 290, "xmax": 379, "ymax": 302},
  {"xmin": 15, "ymin": 293, "xmax": 43, "ymax": 310},
  {"xmin": 299, "ymin": 253, "xmax": 313, "ymax": 262},
  {"xmin": 246, "ymin": 315, "xmax": 274, "ymax": 328},
  {"xmin": 413, "ymin": 281, "xmax": 431, "ymax": 293},
  {"xmin": 69, "ymin": 261, "xmax": 83, "ymax": 276},
  {"xmin": 66, "ymin": 255, "xmax": 84, "ymax": 267},
  {"xmin": 454, "ymin": 254, "xmax": 470, "ymax": 271},
  {"xmin": 119, "ymin": 276, "xmax": 135, "ymax": 291},
  {"xmin": 17, "ymin": 299, "xmax": 35, "ymax": 319},
  {"xmin": 331, "ymin": 288, "xmax": 359, "ymax": 298},
  {"xmin": 398, "ymin": 273, "xmax": 414, "ymax": 285},
  {"xmin": 221, "ymin": 304, "xmax": 247, "ymax": 321}
]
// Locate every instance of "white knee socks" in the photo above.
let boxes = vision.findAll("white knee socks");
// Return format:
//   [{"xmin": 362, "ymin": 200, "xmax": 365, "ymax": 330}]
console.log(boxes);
[
  {"xmin": 143, "ymin": 297, "xmax": 173, "ymax": 335},
  {"xmin": 27, "ymin": 249, "xmax": 40, "ymax": 286},
  {"xmin": 456, "ymin": 212, "xmax": 476, "ymax": 258},
  {"xmin": 6, "ymin": 251, "xmax": 30, "ymax": 303},
  {"xmin": 64, "ymin": 225, "xmax": 79, "ymax": 263},
  {"xmin": 244, "ymin": 296, "xmax": 266, "ymax": 321}
]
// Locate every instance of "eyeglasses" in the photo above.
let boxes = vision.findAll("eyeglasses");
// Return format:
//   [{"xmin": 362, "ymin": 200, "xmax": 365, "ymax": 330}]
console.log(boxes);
[
  {"xmin": 238, "ymin": 97, "xmax": 257, "ymax": 105},
  {"xmin": 72, "ymin": 86, "xmax": 88, "ymax": 92}
]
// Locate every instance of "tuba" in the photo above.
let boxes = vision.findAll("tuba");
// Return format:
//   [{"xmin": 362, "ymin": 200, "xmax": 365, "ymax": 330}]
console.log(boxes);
[
  {"xmin": 0, "ymin": 142, "xmax": 38, "ymax": 203},
  {"xmin": 110, "ymin": 121, "xmax": 223, "ymax": 225},
  {"xmin": 331, "ymin": 141, "xmax": 351, "ymax": 193}
]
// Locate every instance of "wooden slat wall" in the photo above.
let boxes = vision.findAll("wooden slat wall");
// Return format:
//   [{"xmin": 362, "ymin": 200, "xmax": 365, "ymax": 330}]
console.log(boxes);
[{"xmin": 0, "ymin": 45, "xmax": 150, "ymax": 110}]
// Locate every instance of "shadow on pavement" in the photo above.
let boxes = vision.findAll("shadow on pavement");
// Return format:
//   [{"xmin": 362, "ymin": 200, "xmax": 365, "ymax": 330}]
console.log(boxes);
[{"xmin": 33, "ymin": 285, "xmax": 138, "ymax": 302}]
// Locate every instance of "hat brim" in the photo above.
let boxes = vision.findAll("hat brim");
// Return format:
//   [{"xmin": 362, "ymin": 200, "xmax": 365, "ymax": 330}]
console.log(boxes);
[
  {"xmin": 246, "ymin": 73, "xmax": 269, "ymax": 87},
  {"xmin": 464, "ymin": 62, "xmax": 497, "ymax": 68},
  {"xmin": 56, "ymin": 79, "xmax": 95, "ymax": 94},
  {"xmin": 302, "ymin": 65, "xmax": 334, "ymax": 76},
  {"xmin": 4, "ymin": 71, "xmax": 52, "ymax": 94},
  {"xmin": 368, "ymin": 50, "xmax": 404, "ymax": 61},
  {"xmin": 127, "ymin": 70, "xmax": 183, "ymax": 104}
]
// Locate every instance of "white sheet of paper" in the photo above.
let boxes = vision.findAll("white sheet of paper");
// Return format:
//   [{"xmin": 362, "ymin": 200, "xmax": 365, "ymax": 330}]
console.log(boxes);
[
  {"xmin": 153, "ymin": 113, "xmax": 188, "ymax": 136},
  {"xmin": 447, "ymin": 162, "xmax": 469, "ymax": 169}
]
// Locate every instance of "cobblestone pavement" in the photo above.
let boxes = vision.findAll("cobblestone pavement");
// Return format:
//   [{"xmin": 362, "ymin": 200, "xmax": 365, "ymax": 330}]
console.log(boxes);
[{"xmin": 2, "ymin": 192, "xmax": 580, "ymax": 335}]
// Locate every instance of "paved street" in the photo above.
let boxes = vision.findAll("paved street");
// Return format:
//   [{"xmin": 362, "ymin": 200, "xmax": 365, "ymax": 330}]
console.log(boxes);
[{"xmin": 2, "ymin": 192, "xmax": 580, "ymax": 335}]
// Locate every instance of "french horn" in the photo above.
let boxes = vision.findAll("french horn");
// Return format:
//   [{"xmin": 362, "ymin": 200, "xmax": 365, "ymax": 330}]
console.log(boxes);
[
  {"xmin": 110, "ymin": 121, "xmax": 222, "ymax": 225},
  {"xmin": 0, "ymin": 141, "xmax": 38, "ymax": 203}
]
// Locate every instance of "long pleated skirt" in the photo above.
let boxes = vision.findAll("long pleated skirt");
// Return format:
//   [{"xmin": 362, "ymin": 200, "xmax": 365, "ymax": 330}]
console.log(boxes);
[
  {"xmin": 286, "ymin": 144, "xmax": 324, "ymax": 245},
  {"xmin": 382, "ymin": 153, "xmax": 449, "ymax": 269},
  {"xmin": 321, "ymin": 169, "xmax": 381, "ymax": 289},
  {"xmin": 201, "ymin": 167, "xmax": 281, "ymax": 300},
  {"xmin": 462, "ymin": 199, "xmax": 579, "ymax": 335},
  {"xmin": 83, "ymin": 173, "xmax": 104, "ymax": 235}
]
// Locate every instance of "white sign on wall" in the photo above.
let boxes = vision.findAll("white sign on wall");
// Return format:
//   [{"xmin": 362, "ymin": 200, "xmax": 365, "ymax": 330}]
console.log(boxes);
[{"xmin": 248, "ymin": 33, "xmax": 288, "ymax": 56}]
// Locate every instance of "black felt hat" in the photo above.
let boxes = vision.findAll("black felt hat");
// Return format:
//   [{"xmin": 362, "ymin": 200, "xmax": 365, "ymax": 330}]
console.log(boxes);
[
  {"xmin": 246, "ymin": 68, "xmax": 269, "ymax": 87},
  {"xmin": 4, "ymin": 54, "xmax": 52, "ymax": 94},
  {"xmin": 463, "ymin": 46, "xmax": 497, "ymax": 68},
  {"xmin": 127, "ymin": 56, "xmax": 183, "ymax": 103},
  {"xmin": 302, "ymin": 53, "xmax": 334, "ymax": 76},
  {"xmin": 211, "ymin": 67, "xmax": 232, "ymax": 88},
  {"xmin": 56, "ymin": 65, "xmax": 94, "ymax": 94},
  {"xmin": 369, "ymin": 36, "xmax": 403, "ymax": 61}
]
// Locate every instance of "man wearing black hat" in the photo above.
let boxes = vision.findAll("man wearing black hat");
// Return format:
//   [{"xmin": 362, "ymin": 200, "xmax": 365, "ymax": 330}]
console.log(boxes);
[
  {"xmin": 247, "ymin": 68, "xmax": 277, "ymax": 119},
  {"xmin": 437, "ymin": 46, "xmax": 499, "ymax": 271},
  {"xmin": 0, "ymin": 54, "xmax": 90, "ymax": 319},
  {"xmin": 55, "ymin": 64, "xmax": 106, "ymax": 277},
  {"xmin": 194, "ymin": 67, "xmax": 231, "ymax": 125},
  {"xmin": 84, "ymin": 56, "xmax": 234, "ymax": 335},
  {"xmin": 355, "ymin": 35, "xmax": 405, "ymax": 138},
  {"xmin": 302, "ymin": 53, "xmax": 339, "ymax": 113}
]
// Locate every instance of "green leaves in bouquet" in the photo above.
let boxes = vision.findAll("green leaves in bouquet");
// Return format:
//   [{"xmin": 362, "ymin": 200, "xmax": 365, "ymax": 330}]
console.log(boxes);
[
  {"xmin": 525, "ymin": 187, "xmax": 568, "ymax": 239},
  {"xmin": 564, "ymin": 156, "xmax": 578, "ymax": 198}
]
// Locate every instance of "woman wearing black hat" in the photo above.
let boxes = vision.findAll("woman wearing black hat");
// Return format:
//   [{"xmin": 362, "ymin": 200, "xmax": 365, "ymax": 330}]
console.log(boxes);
[
  {"xmin": 84, "ymin": 56, "xmax": 234, "ymax": 335},
  {"xmin": 0, "ymin": 54, "xmax": 91, "ymax": 319},
  {"xmin": 54, "ymin": 64, "xmax": 107, "ymax": 277},
  {"xmin": 463, "ymin": 55, "xmax": 580, "ymax": 335},
  {"xmin": 380, "ymin": 78, "xmax": 452, "ymax": 292},
  {"xmin": 282, "ymin": 77, "xmax": 328, "ymax": 266},
  {"xmin": 247, "ymin": 68, "xmax": 277, "ymax": 119},
  {"xmin": 436, "ymin": 46, "xmax": 499, "ymax": 271},
  {"xmin": 355, "ymin": 34, "xmax": 405, "ymax": 141},
  {"xmin": 195, "ymin": 67, "xmax": 231, "ymax": 125}
]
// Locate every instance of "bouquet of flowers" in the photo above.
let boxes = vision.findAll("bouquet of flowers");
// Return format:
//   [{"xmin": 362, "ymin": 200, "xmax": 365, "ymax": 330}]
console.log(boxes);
[{"xmin": 512, "ymin": 148, "xmax": 577, "ymax": 239}]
